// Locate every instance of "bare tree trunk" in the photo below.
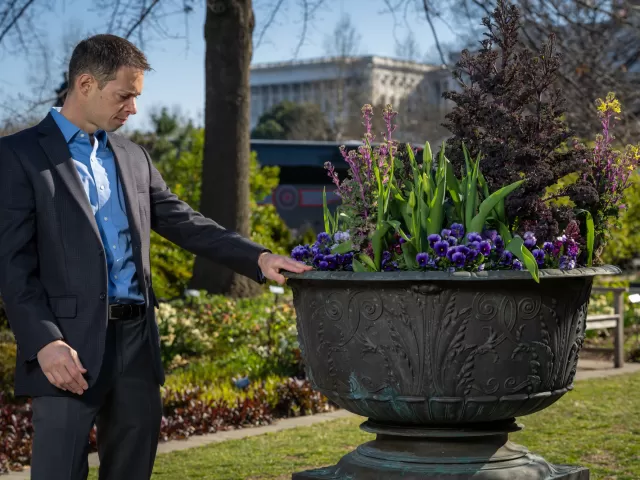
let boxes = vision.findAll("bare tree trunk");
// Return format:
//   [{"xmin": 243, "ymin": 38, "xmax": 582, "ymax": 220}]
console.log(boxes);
[{"xmin": 190, "ymin": 0, "xmax": 261, "ymax": 298}]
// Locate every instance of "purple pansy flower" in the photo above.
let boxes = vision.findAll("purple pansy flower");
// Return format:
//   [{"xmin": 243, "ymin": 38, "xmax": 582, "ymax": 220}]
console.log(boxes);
[
  {"xmin": 566, "ymin": 240, "xmax": 579, "ymax": 256},
  {"xmin": 416, "ymin": 252, "xmax": 430, "ymax": 267},
  {"xmin": 325, "ymin": 254, "xmax": 338, "ymax": 269},
  {"xmin": 468, "ymin": 241, "xmax": 481, "ymax": 251},
  {"xmin": 428, "ymin": 234, "xmax": 441, "ymax": 248},
  {"xmin": 467, "ymin": 232, "xmax": 483, "ymax": 243},
  {"xmin": 501, "ymin": 251, "xmax": 514, "ymax": 265},
  {"xmin": 484, "ymin": 230, "xmax": 498, "ymax": 242},
  {"xmin": 451, "ymin": 223, "xmax": 465, "ymax": 239},
  {"xmin": 317, "ymin": 232, "xmax": 331, "ymax": 244},
  {"xmin": 543, "ymin": 242, "xmax": 554, "ymax": 254},
  {"xmin": 532, "ymin": 249, "xmax": 545, "ymax": 266},
  {"xmin": 291, "ymin": 245, "xmax": 310, "ymax": 261},
  {"xmin": 434, "ymin": 241, "xmax": 449, "ymax": 257},
  {"xmin": 479, "ymin": 241, "xmax": 492, "ymax": 256},
  {"xmin": 523, "ymin": 232, "xmax": 537, "ymax": 249},
  {"xmin": 452, "ymin": 252, "xmax": 466, "ymax": 268},
  {"xmin": 334, "ymin": 231, "xmax": 350, "ymax": 243}
]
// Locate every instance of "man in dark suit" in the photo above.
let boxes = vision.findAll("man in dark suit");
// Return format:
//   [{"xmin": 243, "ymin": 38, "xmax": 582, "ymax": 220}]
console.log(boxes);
[{"xmin": 0, "ymin": 34, "xmax": 310, "ymax": 480}]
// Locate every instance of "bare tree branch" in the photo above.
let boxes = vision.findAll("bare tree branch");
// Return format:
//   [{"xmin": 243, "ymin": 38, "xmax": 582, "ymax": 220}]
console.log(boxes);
[
  {"xmin": 0, "ymin": 0, "xmax": 36, "ymax": 46},
  {"xmin": 107, "ymin": 0, "xmax": 123, "ymax": 32},
  {"xmin": 124, "ymin": 0, "xmax": 161, "ymax": 39},
  {"xmin": 292, "ymin": 0, "xmax": 325, "ymax": 59},
  {"xmin": 254, "ymin": 0, "xmax": 286, "ymax": 50},
  {"xmin": 422, "ymin": 0, "xmax": 447, "ymax": 65}
]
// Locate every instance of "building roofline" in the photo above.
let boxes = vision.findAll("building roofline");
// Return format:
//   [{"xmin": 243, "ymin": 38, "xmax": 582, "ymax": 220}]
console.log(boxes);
[{"xmin": 250, "ymin": 55, "xmax": 446, "ymax": 72}]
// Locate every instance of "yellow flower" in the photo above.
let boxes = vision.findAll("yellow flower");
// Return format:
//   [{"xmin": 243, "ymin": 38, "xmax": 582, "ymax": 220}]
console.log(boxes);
[{"xmin": 596, "ymin": 92, "xmax": 622, "ymax": 114}]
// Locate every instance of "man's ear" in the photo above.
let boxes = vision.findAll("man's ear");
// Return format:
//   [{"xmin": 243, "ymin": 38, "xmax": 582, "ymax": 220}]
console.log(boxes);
[{"xmin": 76, "ymin": 73, "xmax": 96, "ymax": 97}]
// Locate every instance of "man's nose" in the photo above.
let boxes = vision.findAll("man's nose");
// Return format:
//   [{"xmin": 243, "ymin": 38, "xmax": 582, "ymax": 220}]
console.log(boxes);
[{"xmin": 126, "ymin": 97, "xmax": 138, "ymax": 115}]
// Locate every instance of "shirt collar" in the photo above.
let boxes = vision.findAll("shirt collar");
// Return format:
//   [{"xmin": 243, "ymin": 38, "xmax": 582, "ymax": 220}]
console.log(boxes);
[{"xmin": 50, "ymin": 107, "xmax": 109, "ymax": 148}]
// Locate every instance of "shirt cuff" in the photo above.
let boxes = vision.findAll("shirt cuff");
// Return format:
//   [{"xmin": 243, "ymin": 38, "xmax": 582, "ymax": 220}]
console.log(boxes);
[{"xmin": 257, "ymin": 250, "xmax": 271, "ymax": 284}]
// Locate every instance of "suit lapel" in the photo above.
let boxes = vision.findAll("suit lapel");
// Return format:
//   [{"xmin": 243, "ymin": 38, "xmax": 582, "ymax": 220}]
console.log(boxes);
[
  {"xmin": 107, "ymin": 135, "xmax": 142, "ymax": 246},
  {"xmin": 38, "ymin": 114, "xmax": 102, "ymax": 244},
  {"xmin": 108, "ymin": 135, "xmax": 149, "ymax": 302},
  {"xmin": 38, "ymin": 114, "xmax": 149, "ymax": 302}
]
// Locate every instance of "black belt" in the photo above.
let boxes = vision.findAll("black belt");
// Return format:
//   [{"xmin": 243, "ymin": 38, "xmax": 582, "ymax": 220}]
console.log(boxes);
[{"xmin": 108, "ymin": 303, "xmax": 146, "ymax": 320}]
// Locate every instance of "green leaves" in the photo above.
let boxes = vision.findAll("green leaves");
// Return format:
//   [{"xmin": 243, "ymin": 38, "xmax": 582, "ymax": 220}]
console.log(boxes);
[
  {"xmin": 506, "ymin": 236, "xmax": 540, "ymax": 282},
  {"xmin": 426, "ymin": 145, "xmax": 448, "ymax": 235},
  {"xmin": 352, "ymin": 257, "xmax": 367, "ymax": 272},
  {"xmin": 359, "ymin": 254, "xmax": 377, "ymax": 271},
  {"xmin": 468, "ymin": 180, "xmax": 524, "ymax": 235},
  {"xmin": 322, "ymin": 187, "xmax": 332, "ymax": 235},
  {"xmin": 464, "ymin": 148, "xmax": 481, "ymax": 233},
  {"xmin": 331, "ymin": 242, "xmax": 353, "ymax": 254},
  {"xmin": 578, "ymin": 210, "xmax": 595, "ymax": 267},
  {"xmin": 372, "ymin": 224, "xmax": 389, "ymax": 271}
]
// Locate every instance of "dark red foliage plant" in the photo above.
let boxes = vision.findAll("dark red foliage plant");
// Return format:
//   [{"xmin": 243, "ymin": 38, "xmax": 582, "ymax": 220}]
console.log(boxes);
[
  {"xmin": 442, "ymin": 0, "xmax": 585, "ymax": 241},
  {"xmin": 0, "ymin": 379, "xmax": 334, "ymax": 473}
]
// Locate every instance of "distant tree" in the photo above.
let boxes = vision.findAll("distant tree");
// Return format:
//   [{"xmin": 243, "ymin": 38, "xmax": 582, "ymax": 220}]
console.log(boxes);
[
  {"xmin": 251, "ymin": 100, "xmax": 334, "ymax": 140},
  {"xmin": 128, "ymin": 106, "xmax": 196, "ymax": 167},
  {"xmin": 323, "ymin": 13, "xmax": 365, "ymax": 140},
  {"xmin": 395, "ymin": 31, "xmax": 422, "ymax": 62}
]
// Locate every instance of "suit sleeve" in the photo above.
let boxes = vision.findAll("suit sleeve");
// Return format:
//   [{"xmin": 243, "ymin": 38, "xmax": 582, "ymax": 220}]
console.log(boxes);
[
  {"xmin": 141, "ymin": 146, "xmax": 269, "ymax": 283},
  {"xmin": 0, "ymin": 138, "xmax": 63, "ymax": 362}
]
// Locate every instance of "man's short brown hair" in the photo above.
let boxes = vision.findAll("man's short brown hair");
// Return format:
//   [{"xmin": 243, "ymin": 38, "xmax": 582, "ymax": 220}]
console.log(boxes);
[{"xmin": 68, "ymin": 34, "xmax": 152, "ymax": 90}]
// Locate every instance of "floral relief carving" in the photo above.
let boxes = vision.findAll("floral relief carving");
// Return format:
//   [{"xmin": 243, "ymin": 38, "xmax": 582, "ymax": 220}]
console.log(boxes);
[{"xmin": 292, "ymin": 276, "xmax": 594, "ymax": 424}]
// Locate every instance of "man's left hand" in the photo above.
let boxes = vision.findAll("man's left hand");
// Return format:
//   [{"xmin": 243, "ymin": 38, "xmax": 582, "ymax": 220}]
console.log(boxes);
[{"xmin": 258, "ymin": 252, "xmax": 312, "ymax": 285}]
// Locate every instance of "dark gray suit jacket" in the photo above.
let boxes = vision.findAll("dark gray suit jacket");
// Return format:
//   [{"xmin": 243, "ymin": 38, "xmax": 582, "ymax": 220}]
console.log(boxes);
[{"xmin": 0, "ymin": 113, "xmax": 267, "ymax": 397}]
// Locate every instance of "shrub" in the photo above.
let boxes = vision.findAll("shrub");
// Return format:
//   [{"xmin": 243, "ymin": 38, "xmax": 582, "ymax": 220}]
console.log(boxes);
[
  {"xmin": 0, "ymin": 394, "xmax": 31, "ymax": 475},
  {"xmin": 602, "ymin": 173, "xmax": 640, "ymax": 268},
  {"xmin": 442, "ymin": 0, "xmax": 584, "ymax": 242},
  {"xmin": 296, "ymin": 2, "xmax": 638, "ymax": 279},
  {"xmin": 0, "ymin": 297, "xmax": 8, "ymax": 331},
  {"xmin": 0, "ymin": 377, "xmax": 334, "ymax": 473},
  {"xmin": 0, "ymin": 339, "xmax": 16, "ymax": 399},
  {"xmin": 156, "ymin": 292, "xmax": 301, "ymax": 378},
  {"xmin": 147, "ymin": 127, "xmax": 292, "ymax": 299}
]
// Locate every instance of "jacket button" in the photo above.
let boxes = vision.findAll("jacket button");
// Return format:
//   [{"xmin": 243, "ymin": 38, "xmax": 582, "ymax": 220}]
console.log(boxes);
[{"xmin": 100, "ymin": 293, "xmax": 106, "ymax": 301}]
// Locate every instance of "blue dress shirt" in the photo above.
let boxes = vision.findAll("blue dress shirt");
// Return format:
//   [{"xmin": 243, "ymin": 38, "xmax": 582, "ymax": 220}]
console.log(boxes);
[{"xmin": 50, "ymin": 107, "xmax": 144, "ymax": 304}]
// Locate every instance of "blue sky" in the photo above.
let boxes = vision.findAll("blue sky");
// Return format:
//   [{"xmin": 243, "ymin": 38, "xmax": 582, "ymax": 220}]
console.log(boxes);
[{"xmin": 0, "ymin": 0, "xmax": 461, "ymax": 132}]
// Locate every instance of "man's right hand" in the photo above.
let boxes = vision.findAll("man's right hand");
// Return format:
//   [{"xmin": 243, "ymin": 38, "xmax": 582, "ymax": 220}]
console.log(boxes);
[{"xmin": 37, "ymin": 340, "xmax": 88, "ymax": 395}]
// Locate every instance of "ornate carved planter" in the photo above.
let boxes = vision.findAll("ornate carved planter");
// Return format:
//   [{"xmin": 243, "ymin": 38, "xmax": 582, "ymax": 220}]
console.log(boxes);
[{"xmin": 286, "ymin": 266, "xmax": 620, "ymax": 480}]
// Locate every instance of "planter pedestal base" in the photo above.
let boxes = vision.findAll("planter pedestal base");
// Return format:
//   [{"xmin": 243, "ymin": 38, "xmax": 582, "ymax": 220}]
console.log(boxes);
[{"xmin": 292, "ymin": 419, "xmax": 589, "ymax": 480}]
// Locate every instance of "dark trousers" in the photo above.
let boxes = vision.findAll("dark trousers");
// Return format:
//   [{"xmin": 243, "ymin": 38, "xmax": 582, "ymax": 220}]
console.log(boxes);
[{"xmin": 30, "ymin": 316, "xmax": 162, "ymax": 480}]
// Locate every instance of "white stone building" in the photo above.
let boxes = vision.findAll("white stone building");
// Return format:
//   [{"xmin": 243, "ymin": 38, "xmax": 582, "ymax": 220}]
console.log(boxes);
[{"xmin": 249, "ymin": 55, "xmax": 454, "ymax": 139}]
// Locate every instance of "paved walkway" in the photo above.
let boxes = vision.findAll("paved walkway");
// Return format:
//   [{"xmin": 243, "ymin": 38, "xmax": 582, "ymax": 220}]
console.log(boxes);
[
  {"xmin": 574, "ymin": 358, "xmax": 640, "ymax": 380},
  {"xmin": 5, "ymin": 359, "xmax": 640, "ymax": 479}
]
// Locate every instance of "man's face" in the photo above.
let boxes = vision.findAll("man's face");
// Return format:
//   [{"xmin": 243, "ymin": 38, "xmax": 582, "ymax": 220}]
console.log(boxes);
[{"xmin": 85, "ymin": 66, "xmax": 144, "ymax": 132}]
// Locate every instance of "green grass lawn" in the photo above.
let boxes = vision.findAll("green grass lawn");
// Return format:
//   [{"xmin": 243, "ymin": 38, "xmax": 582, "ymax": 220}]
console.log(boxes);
[{"xmin": 89, "ymin": 372, "xmax": 640, "ymax": 480}]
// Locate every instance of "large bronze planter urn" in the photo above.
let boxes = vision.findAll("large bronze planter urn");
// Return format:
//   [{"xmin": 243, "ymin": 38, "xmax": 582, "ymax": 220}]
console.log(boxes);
[{"xmin": 286, "ymin": 266, "xmax": 619, "ymax": 480}]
